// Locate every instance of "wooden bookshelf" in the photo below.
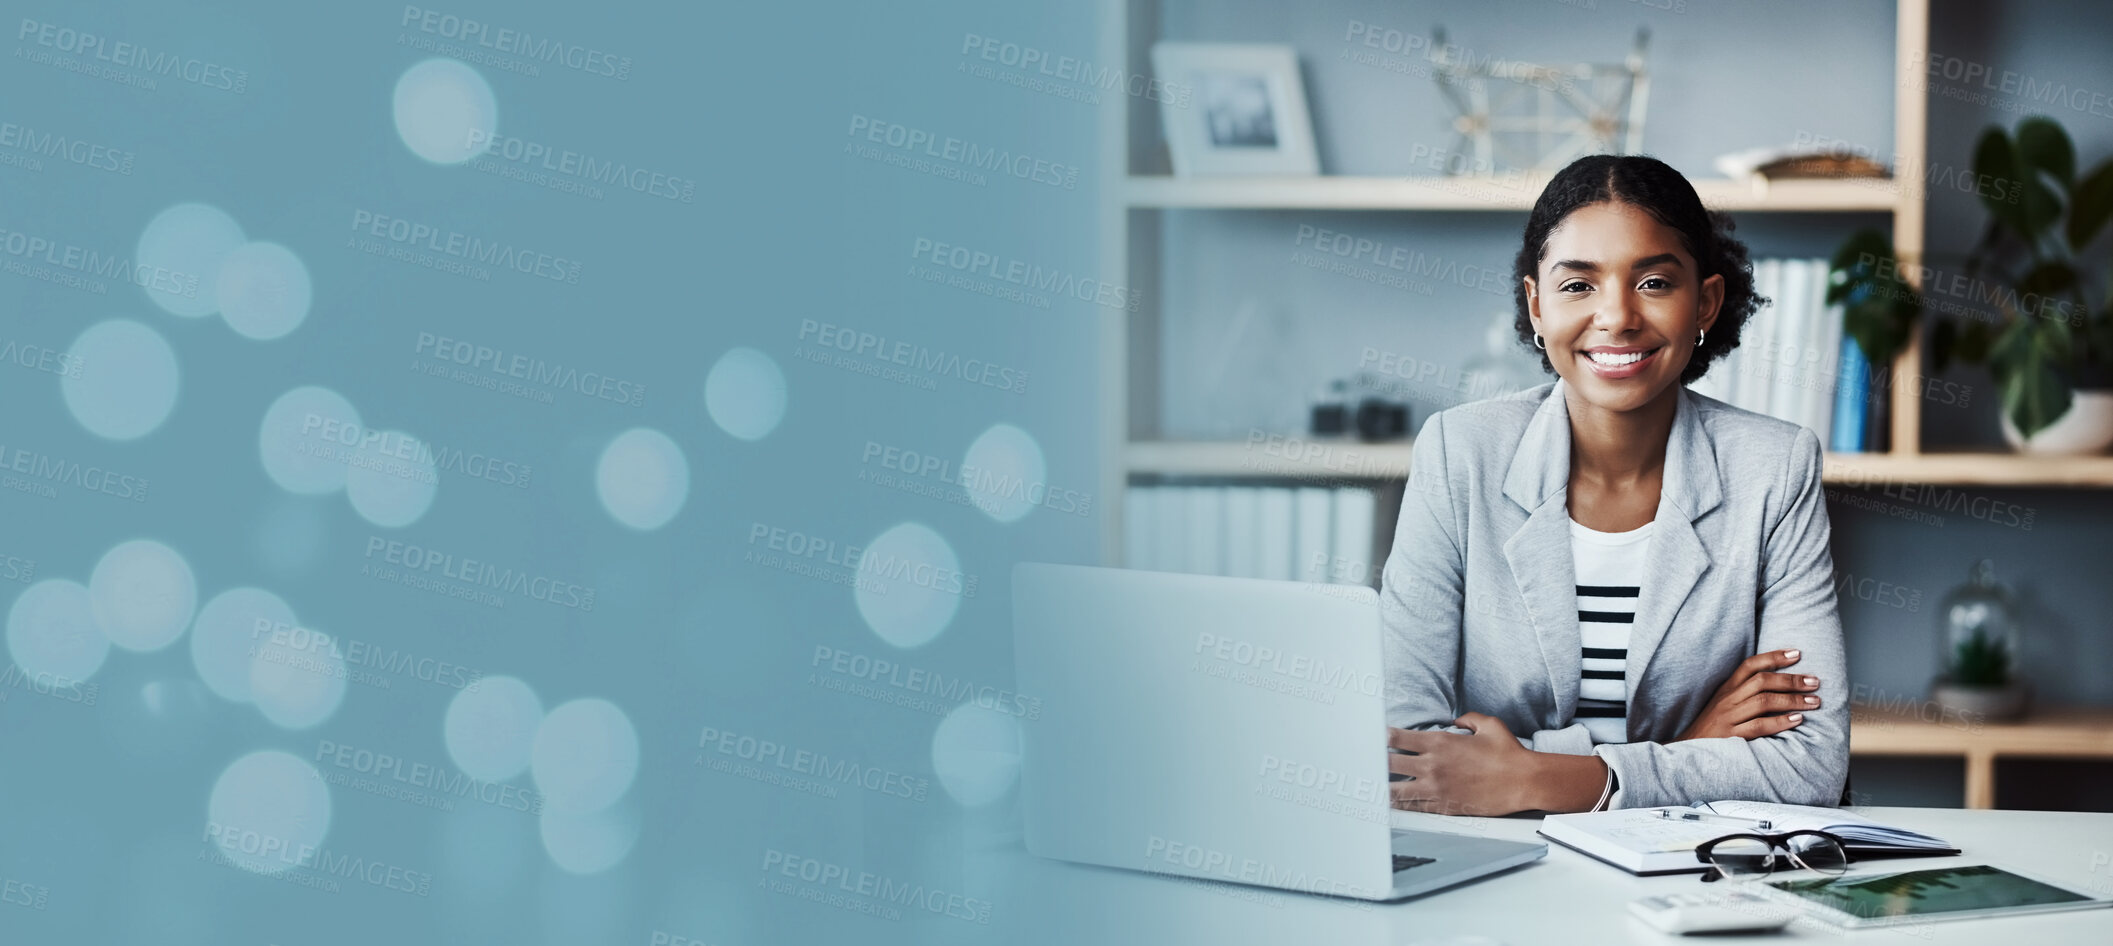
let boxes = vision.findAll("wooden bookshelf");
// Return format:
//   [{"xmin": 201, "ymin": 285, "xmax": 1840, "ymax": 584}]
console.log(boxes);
[
  {"xmin": 1122, "ymin": 440, "xmax": 2113, "ymax": 488},
  {"xmin": 1822, "ymin": 451, "xmax": 2113, "ymax": 488},
  {"xmin": 1096, "ymin": 0, "xmax": 2113, "ymax": 566},
  {"xmin": 1851, "ymin": 705, "xmax": 2113, "ymax": 809}
]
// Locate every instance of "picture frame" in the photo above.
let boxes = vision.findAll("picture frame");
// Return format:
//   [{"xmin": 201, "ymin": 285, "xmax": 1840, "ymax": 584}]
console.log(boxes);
[{"xmin": 1150, "ymin": 43, "xmax": 1320, "ymax": 176}]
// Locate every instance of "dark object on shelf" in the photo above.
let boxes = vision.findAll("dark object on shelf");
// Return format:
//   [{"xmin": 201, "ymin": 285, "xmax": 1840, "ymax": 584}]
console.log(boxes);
[
  {"xmin": 1310, "ymin": 379, "xmax": 1349, "ymax": 435},
  {"xmin": 1310, "ymin": 403, "xmax": 1348, "ymax": 436},
  {"xmin": 1354, "ymin": 399, "xmax": 1409, "ymax": 441},
  {"xmin": 1754, "ymin": 153, "xmax": 1891, "ymax": 179}
]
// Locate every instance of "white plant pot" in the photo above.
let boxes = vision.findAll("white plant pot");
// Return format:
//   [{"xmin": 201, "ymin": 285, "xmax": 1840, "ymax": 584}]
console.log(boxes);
[
  {"xmin": 1999, "ymin": 390, "xmax": 2113, "ymax": 454},
  {"xmin": 1931, "ymin": 677, "xmax": 2031, "ymax": 722}
]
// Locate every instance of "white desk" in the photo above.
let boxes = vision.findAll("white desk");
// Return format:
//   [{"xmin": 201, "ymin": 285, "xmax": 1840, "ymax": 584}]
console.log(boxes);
[{"xmin": 977, "ymin": 807, "xmax": 2113, "ymax": 944}]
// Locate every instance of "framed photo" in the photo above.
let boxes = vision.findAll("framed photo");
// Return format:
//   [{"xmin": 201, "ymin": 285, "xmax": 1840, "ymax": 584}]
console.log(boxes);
[{"xmin": 1151, "ymin": 43, "xmax": 1319, "ymax": 176}]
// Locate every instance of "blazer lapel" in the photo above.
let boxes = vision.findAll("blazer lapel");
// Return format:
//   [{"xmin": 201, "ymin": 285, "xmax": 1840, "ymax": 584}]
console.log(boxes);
[
  {"xmin": 1501, "ymin": 381, "xmax": 1581, "ymax": 722},
  {"xmin": 1500, "ymin": 381, "xmax": 1727, "ymax": 736},
  {"xmin": 1625, "ymin": 385, "xmax": 1723, "ymax": 732}
]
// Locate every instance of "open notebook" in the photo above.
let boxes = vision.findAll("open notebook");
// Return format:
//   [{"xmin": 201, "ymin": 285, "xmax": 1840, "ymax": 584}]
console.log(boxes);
[{"xmin": 1539, "ymin": 800, "xmax": 1960, "ymax": 875}]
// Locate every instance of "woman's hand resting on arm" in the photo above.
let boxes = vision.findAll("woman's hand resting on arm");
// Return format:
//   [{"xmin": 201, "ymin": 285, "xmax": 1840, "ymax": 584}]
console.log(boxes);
[
  {"xmin": 1673, "ymin": 648, "xmax": 1822, "ymax": 741},
  {"xmin": 1386, "ymin": 713, "xmax": 1609, "ymax": 816}
]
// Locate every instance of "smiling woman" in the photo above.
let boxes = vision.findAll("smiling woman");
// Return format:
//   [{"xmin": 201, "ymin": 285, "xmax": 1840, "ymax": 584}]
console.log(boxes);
[{"xmin": 1379, "ymin": 155, "xmax": 1849, "ymax": 815}]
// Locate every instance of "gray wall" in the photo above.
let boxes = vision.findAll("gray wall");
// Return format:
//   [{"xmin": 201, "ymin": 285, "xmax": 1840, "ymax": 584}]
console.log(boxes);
[{"xmin": 1143, "ymin": 0, "xmax": 2113, "ymax": 810}]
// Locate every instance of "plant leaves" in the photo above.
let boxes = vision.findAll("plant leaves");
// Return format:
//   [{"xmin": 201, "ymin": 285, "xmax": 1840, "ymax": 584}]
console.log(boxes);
[
  {"xmin": 1973, "ymin": 126, "xmax": 2032, "ymax": 238},
  {"xmin": 2036, "ymin": 315, "xmax": 2075, "ymax": 362},
  {"xmin": 2006, "ymin": 260, "xmax": 2087, "ymax": 332},
  {"xmin": 2005, "ymin": 353, "xmax": 2073, "ymax": 439},
  {"xmin": 2015, "ymin": 259, "xmax": 2079, "ymax": 298},
  {"xmin": 1987, "ymin": 318, "xmax": 2035, "ymax": 378},
  {"xmin": 1932, "ymin": 319, "xmax": 1958, "ymax": 374},
  {"xmin": 1960, "ymin": 218, "xmax": 2003, "ymax": 281},
  {"xmin": 2067, "ymin": 160, "xmax": 2113, "ymax": 251},
  {"xmin": 1828, "ymin": 227, "xmax": 1917, "ymax": 368},
  {"xmin": 2019, "ymin": 175, "xmax": 2064, "ymax": 238},
  {"xmin": 2016, "ymin": 116, "xmax": 2076, "ymax": 190},
  {"xmin": 1828, "ymin": 228, "xmax": 1894, "ymax": 272},
  {"xmin": 1957, "ymin": 319, "xmax": 1993, "ymax": 364},
  {"xmin": 2087, "ymin": 303, "xmax": 2113, "ymax": 369}
]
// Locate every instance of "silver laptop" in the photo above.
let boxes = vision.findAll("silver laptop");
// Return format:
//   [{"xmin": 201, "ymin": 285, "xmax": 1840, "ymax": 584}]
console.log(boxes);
[{"xmin": 1012, "ymin": 562, "xmax": 1546, "ymax": 901}]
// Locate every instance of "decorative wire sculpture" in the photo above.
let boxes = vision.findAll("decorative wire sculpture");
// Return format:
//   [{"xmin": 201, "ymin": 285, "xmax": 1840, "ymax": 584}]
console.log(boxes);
[{"xmin": 1426, "ymin": 27, "xmax": 1651, "ymax": 176}]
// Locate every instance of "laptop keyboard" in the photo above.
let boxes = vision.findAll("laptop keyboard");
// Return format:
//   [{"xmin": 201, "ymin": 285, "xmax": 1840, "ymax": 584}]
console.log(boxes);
[{"xmin": 1392, "ymin": 854, "xmax": 1437, "ymax": 873}]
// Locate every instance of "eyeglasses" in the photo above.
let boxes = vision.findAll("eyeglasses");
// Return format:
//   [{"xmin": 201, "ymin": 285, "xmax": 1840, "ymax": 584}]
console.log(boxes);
[{"xmin": 1695, "ymin": 830, "xmax": 1850, "ymax": 883}]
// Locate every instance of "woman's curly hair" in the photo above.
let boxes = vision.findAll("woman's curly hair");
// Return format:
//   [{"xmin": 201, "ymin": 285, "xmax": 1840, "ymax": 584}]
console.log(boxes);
[{"xmin": 1510, "ymin": 154, "xmax": 1764, "ymax": 386}]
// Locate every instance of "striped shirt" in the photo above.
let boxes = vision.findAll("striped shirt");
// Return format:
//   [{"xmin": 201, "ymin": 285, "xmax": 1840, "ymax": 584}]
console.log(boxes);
[{"xmin": 1570, "ymin": 516, "xmax": 1654, "ymax": 745}]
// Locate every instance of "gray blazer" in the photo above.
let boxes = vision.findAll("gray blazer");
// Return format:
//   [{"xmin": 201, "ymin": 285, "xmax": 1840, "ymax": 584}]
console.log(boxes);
[{"xmin": 1379, "ymin": 378, "xmax": 1849, "ymax": 809}]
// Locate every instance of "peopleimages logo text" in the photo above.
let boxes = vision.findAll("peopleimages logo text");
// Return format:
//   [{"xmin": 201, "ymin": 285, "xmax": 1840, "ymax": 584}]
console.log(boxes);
[
  {"xmin": 363, "ymin": 537, "xmax": 596, "ymax": 610},
  {"xmin": 0, "ymin": 119, "xmax": 135, "ymax": 173},
  {"xmin": 17, "ymin": 19, "xmax": 249, "ymax": 92},
  {"xmin": 1194, "ymin": 631, "xmax": 1382, "ymax": 696},
  {"xmin": 910, "ymin": 237, "xmax": 1141, "ymax": 312},
  {"xmin": 795, "ymin": 319, "xmax": 1028, "ymax": 394},
  {"xmin": 847, "ymin": 114, "xmax": 1080, "ymax": 189},
  {"xmin": 200, "ymin": 824, "xmax": 432, "ymax": 896},
  {"xmin": 810, "ymin": 645, "xmax": 1041, "ymax": 719},
  {"xmin": 762, "ymin": 849, "xmax": 992, "ymax": 924},
  {"xmin": 463, "ymin": 130, "xmax": 696, "ymax": 203},
  {"xmin": 252, "ymin": 619, "xmax": 483, "ymax": 691},
  {"xmin": 0, "ymin": 225, "xmax": 197, "ymax": 296},
  {"xmin": 315, "ymin": 739, "xmax": 542, "ymax": 812},
  {"xmin": 0, "ymin": 441, "xmax": 149, "ymax": 501},
  {"xmin": 399, "ymin": 7, "xmax": 632, "ymax": 79},
  {"xmin": 414, "ymin": 332, "xmax": 645, "ymax": 406},
  {"xmin": 350, "ymin": 210, "xmax": 581, "ymax": 284},
  {"xmin": 697, "ymin": 725, "xmax": 931, "ymax": 801}
]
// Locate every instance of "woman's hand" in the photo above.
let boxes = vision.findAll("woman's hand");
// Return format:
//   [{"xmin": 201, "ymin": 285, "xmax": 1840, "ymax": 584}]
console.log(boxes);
[
  {"xmin": 1386, "ymin": 712, "xmax": 1538, "ymax": 816},
  {"xmin": 1674, "ymin": 648, "xmax": 1821, "ymax": 741}
]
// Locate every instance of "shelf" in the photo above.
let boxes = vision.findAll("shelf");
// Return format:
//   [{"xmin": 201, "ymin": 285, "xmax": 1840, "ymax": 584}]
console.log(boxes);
[
  {"xmin": 1824, "ymin": 451, "xmax": 2113, "ymax": 488},
  {"xmin": 1126, "ymin": 440, "xmax": 2113, "ymax": 487},
  {"xmin": 1850, "ymin": 704, "xmax": 2113, "ymax": 809},
  {"xmin": 1851, "ymin": 705, "xmax": 2113, "ymax": 757},
  {"xmin": 1120, "ymin": 175, "xmax": 1904, "ymax": 213},
  {"xmin": 1125, "ymin": 439, "xmax": 1413, "ymax": 479}
]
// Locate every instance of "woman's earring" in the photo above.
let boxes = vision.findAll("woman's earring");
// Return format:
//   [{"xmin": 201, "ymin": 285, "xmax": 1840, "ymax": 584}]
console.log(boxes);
[
  {"xmin": 1697, "ymin": 329, "xmax": 1706, "ymax": 346},
  {"xmin": 1533, "ymin": 333, "xmax": 1547, "ymax": 351}
]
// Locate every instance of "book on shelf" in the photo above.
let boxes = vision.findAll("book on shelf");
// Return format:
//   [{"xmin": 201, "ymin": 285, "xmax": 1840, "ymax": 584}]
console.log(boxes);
[
  {"xmin": 1292, "ymin": 487, "xmax": 1332, "ymax": 583},
  {"xmin": 1695, "ymin": 257, "xmax": 1864, "ymax": 450},
  {"xmin": 1540, "ymin": 800, "xmax": 1959, "ymax": 876},
  {"xmin": 1730, "ymin": 259, "xmax": 1779, "ymax": 414},
  {"xmin": 1329, "ymin": 488, "xmax": 1377, "ymax": 585},
  {"xmin": 1184, "ymin": 487, "xmax": 1225, "ymax": 578},
  {"xmin": 1792, "ymin": 256, "xmax": 1844, "ymax": 441},
  {"xmin": 1151, "ymin": 485, "xmax": 1186, "ymax": 575},
  {"xmin": 1830, "ymin": 336, "xmax": 1872, "ymax": 454},
  {"xmin": 1222, "ymin": 486, "xmax": 1260, "ymax": 579},
  {"xmin": 1121, "ymin": 485, "xmax": 1375, "ymax": 587},
  {"xmin": 1769, "ymin": 256, "xmax": 1812, "ymax": 433},
  {"xmin": 1255, "ymin": 489, "xmax": 1295, "ymax": 580},
  {"xmin": 1123, "ymin": 487, "xmax": 1156, "ymax": 570}
]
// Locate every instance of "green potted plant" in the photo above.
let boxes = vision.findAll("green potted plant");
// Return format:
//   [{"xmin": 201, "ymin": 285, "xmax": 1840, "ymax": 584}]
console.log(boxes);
[{"xmin": 1932, "ymin": 115, "xmax": 2113, "ymax": 452}]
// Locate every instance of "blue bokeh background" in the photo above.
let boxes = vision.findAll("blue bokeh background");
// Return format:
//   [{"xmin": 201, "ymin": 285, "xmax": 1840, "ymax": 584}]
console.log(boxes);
[{"xmin": 3, "ymin": 0, "xmax": 1097, "ymax": 941}]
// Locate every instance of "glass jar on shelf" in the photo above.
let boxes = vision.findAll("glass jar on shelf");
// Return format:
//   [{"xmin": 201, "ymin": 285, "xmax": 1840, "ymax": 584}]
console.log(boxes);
[{"xmin": 1929, "ymin": 558, "xmax": 2030, "ymax": 722}]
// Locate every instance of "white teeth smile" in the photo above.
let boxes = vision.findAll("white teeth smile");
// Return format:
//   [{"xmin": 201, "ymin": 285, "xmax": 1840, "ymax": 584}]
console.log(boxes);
[{"xmin": 1586, "ymin": 349, "xmax": 1655, "ymax": 367}]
